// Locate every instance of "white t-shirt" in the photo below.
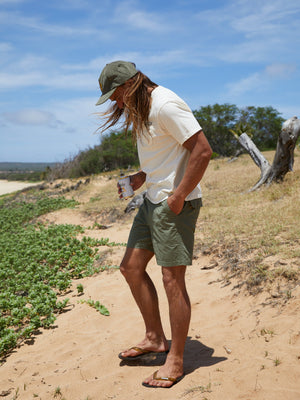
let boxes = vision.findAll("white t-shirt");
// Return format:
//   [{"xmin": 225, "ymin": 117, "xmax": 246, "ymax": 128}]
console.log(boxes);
[{"xmin": 137, "ymin": 86, "xmax": 202, "ymax": 204}]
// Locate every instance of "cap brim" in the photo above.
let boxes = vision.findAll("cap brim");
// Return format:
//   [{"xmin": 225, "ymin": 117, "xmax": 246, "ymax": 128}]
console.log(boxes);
[{"xmin": 95, "ymin": 88, "xmax": 116, "ymax": 106}]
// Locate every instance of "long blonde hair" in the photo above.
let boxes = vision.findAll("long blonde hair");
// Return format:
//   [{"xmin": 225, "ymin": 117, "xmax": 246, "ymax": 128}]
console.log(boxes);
[{"xmin": 98, "ymin": 71, "xmax": 157, "ymax": 140}]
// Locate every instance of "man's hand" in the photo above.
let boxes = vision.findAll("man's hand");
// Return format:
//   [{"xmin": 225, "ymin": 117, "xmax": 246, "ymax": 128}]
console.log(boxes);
[
  {"xmin": 167, "ymin": 194, "xmax": 185, "ymax": 215},
  {"xmin": 129, "ymin": 171, "xmax": 146, "ymax": 191},
  {"xmin": 117, "ymin": 171, "xmax": 146, "ymax": 198}
]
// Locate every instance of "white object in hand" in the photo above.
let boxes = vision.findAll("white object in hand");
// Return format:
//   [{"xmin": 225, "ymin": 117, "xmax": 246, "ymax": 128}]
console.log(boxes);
[{"xmin": 118, "ymin": 176, "xmax": 134, "ymax": 199}]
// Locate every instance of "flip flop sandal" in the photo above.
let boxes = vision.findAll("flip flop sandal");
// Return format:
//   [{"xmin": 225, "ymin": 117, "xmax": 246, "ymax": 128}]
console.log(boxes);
[
  {"xmin": 142, "ymin": 370, "xmax": 185, "ymax": 388},
  {"xmin": 118, "ymin": 346, "xmax": 169, "ymax": 361}
]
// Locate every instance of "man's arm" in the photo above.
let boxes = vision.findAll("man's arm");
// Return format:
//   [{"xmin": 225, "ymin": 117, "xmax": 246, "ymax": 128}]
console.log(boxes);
[{"xmin": 167, "ymin": 130, "xmax": 212, "ymax": 215}]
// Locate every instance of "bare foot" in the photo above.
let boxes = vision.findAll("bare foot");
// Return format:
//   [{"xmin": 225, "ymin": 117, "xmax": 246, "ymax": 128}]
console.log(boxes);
[
  {"xmin": 119, "ymin": 336, "xmax": 169, "ymax": 359},
  {"xmin": 142, "ymin": 353, "xmax": 184, "ymax": 387},
  {"xmin": 142, "ymin": 364, "xmax": 184, "ymax": 388}
]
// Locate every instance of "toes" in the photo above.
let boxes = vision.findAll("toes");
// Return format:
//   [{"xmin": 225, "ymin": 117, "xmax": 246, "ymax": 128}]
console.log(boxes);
[
  {"xmin": 121, "ymin": 348, "xmax": 139, "ymax": 357},
  {"xmin": 143, "ymin": 373, "xmax": 174, "ymax": 388}
]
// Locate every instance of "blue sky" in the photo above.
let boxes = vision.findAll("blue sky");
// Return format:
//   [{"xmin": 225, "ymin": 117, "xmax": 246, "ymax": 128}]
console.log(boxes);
[{"xmin": 0, "ymin": 0, "xmax": 299, "ymax": 163}]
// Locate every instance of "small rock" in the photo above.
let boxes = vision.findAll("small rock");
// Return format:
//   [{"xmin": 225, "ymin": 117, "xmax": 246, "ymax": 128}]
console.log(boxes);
[{"xmin": 223, "ymin": 345, "xmax": 232, "ymax": 354}]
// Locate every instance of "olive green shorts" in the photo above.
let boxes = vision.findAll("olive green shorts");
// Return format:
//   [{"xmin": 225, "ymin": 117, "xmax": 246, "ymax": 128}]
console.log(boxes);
[{"xmin": 127, "ymin": 197, "xmax": 202, "ymax": 267}]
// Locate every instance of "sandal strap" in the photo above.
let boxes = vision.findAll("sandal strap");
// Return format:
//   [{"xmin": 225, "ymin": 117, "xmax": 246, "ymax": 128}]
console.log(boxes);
[
  {"xmin": 129, "ymin": 346, "xmax": 151, "ymax": 354},
  {"xmin": 153, "ymin": 370, "xmax": 177, "ymax": 382}
]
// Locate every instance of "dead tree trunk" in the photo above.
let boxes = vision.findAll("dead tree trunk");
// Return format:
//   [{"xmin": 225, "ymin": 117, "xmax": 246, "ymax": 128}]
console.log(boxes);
[{"xmin": 237, "ymin": 116, "xmax": 300, "ymax": 191}]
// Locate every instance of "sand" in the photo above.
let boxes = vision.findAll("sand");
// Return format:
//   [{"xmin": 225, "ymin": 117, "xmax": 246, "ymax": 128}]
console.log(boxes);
[
  {"xmin": 1, "ymin": 185, "xmax": 300, "ymax": 400},
  {"xmin": 0, "ymin": 180, "xmax": 42, "ymax": 196}
]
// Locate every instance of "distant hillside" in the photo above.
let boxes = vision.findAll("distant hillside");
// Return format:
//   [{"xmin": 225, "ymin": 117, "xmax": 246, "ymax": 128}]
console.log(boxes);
[
  {"xmin": 0, "ymin": 162, "xmax": 59, "ymax": 172},
  {"xmin": 0, "ymin": 162, "xmax": 61, "ymax": 182}
]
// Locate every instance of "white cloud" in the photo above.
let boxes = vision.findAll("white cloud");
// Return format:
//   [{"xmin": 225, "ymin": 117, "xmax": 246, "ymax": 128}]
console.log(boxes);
[
  {"xmin": 126, "ymin": 10, "xmax": 167, "ymax": 32},
  {"xmin": 0, "ymin": 96, "xmax": 101, "ymax": 162},
  {"xmin": 113, "ymin": 0, "xmax": 173, "ymax": 33},
  {"xmin": 0, "ymin": 72, "xmax": 40, "ymax": 90},
  {"xmin": 17, "ymin": 54, "xmax": 51, "ymax": 70},
  {"xmin": 2, "ymin": 109, "xmax": 63, "ymax": 128},
  {"xmin": 230, "ymin": 2, "xmax": 300, "ymax": 36},
  {"xmin": 0, "ymin": 52, "xmax": 94, "ymax": 91},
  {"xmin": 47, "ymin": 73, "xmax": 95, "ymax": 90},
  {"xmin": 0, "ymin": 10, "xmax": 109, "ymax": 38},
  {"xmin": 86, "ymin": 49, "xmax": 199, "ymax": 74},
  {"xmin": 47, "ymin": 96, "xmax": 101, "ymax": 134},
  {"xmin": 1, "ymin": 0, "xmax": 300, "ymax": 162},
  {"xmin": 0, "ymin": 48, "xmax": 197, "ymax": 92},
  {"xmin": 0, "ymin": 68, "xmax": 95, "ymax": 91},
  {"xmin": 226, "ymin": 63, "xmax": 297, "ymax": 98},
  {"xmin": 265, "ymin": 64, "xmax": 297, "ymax": 78},
  {"xmin": 0, "ymin": 42, "xmax": 13, "ymax": 52},
  {"xmin": 226, "ymin": 72, "xmax": 264, "ymax": 97},
  {"xmin": 195, "ymin": 0, "xmax": 300, "ymax": 64}
]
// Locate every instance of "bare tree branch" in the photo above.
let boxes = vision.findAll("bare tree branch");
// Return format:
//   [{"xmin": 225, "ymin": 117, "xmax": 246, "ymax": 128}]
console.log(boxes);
[{"xmin": 236, "ymin": 116, "xmax": 300, "ymax": 191}]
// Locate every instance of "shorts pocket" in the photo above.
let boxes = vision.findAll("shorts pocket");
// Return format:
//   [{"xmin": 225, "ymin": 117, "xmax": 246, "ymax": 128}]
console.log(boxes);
[
  {"xmin": 189, "ymin": 198, "xmax": 203, "ymax": 210},
  {"xmin": 160, "ymin": 199, "xmax": 181, "ymax": 218}
]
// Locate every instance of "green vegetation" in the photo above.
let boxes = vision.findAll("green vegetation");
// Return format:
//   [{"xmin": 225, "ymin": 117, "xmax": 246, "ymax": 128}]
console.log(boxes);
[
  {"xmin": 76, "ymin": 283, "xmax": 84, "ymax": 295},
  {"xmin": 0, "ymin": 170, "xmax": 43, "ymax": 182},
  {"xmin": 79, "ymin": 299, "xmax": 110, "ymax": 316},
  {"xmin": 0, "ymin": 194, "xmax": 122, "ymax": 358},
  {"xmin": 193, "ymin": 104, "xmax": 284, "ymax": 156},
  {"xmin": 0, "ymin": 162, "xmax": 57, "ymax": 172},
  {"xmin": 0, "ymin": 105, "xmax": 287, "ymax": 181},
  {"xmin": 49, "ymin": 131, "xmax": 139, "ymax": 179},
  {"xmin": 0, "ymin": 162, "xmax": 58, "ymax": 182},
  {"xmin": 273, "ymin": 357, "xmax": 282, "ymax": 366},
  {"xmin": 54, "ymin": 387, "xmax": 62, "ymax": 398},
  {"xmin": 44, "ymin": 103, "xmax": 286, "ymax": 179}
]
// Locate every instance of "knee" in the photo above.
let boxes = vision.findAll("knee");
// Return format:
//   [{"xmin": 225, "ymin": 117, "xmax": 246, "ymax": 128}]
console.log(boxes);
[
  {"xmin": 120, "ymin": 259, "xmax": 140, "ymax": 283},
  {"xmin": 120, "ymin": 248, "xmax": 152, "ymax": 283},
  {"xmin": 119, "ymin": 260, "xmax": 130, "ymax": 279},
  {"xmin": 162, "ymin": 267, "xmax": 186, "ymax": 293},
  {"xmin": 162, "ymin": 269, "xmax": 176, "ymax": 291}
]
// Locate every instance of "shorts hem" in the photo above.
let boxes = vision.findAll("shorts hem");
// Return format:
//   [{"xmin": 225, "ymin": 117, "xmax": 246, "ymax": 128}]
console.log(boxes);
[
  {"xmin": 155, "ymin": 259, "xmax": 193, "ymax": 267},
  {"xmin": 126, "ymin": 243, "xmax": 154, "ymax": 253}
]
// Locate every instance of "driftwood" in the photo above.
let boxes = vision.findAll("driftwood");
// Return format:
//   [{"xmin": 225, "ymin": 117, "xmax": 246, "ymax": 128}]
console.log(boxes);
[{"xmin": 237, "ymin": 116, "xmax": 300, "ymax": 191}]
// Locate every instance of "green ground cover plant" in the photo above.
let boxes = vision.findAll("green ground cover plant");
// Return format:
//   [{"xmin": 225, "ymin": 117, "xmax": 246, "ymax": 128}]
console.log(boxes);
[
  {"xmin": 79, "ymin": 299, "xmax": 110, "ymax": 316},
  {"xmin": 0, "ymin": 195, "xmax": 118, "ymax": 358}
]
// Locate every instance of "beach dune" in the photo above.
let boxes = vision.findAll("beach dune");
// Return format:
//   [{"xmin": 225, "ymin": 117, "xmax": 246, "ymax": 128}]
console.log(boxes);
[{"xmin": 0, "ymin": 172, "xmax": 299, "ymax": 400}]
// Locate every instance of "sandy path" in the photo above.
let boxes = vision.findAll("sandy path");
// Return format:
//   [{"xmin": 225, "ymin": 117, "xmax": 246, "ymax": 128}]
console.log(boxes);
[{"xmin": 1, "ymin": 217, "xmax": 300, "ymax": 399}]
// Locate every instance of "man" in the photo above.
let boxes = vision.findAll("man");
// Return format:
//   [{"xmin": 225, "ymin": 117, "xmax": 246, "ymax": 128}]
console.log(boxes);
[{"xmin": 96, "ymin": 61, "xmax": 212, "ymax": 388}]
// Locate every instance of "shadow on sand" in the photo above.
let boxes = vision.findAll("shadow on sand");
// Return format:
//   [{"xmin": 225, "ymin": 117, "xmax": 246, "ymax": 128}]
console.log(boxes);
[{"xmin": 119, "ymin": 336, "xmax": 227, "ymax": 375}]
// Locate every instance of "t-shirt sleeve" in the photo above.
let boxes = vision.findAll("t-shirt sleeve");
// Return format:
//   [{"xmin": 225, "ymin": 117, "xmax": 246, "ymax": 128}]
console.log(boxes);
[{"xmin": 158, "ymin": 101, "xmax": 202, "ymax": 145}]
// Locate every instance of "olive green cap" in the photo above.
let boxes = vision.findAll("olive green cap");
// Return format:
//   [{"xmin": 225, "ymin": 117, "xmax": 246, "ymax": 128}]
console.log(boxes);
[{"xmin": 96, "ymin": 61, "xmax": 138, "ymax": 106}]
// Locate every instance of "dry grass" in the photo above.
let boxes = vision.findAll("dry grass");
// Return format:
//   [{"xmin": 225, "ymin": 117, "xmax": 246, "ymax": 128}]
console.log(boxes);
[
  {"xmin": 81, "ymin": 170, "xmax": 142, "ymax": 224},
  {"xmin": 83, "ymin": 183, "xmax": 125, "ymax": 224},
  {"xmin": 196, "ymin": 149, "xmax": 300, "ymax": 296},
  {"xmin": 76, "ymin": 152, "xmax": 300, "ymax": 297},
  {"xmin": 27, "ymin": 150, "xmax": 300, "ymax": 299}
]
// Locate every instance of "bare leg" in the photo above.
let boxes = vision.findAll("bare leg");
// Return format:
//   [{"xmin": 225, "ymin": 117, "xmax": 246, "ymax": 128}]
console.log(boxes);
[
  {"xmin": 143, "ymin": 265, "xmax": 190, "ymax": 387},
  {"xmin": 119, "ymin": 247, "xmax": 168, "ymax": 357}
]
